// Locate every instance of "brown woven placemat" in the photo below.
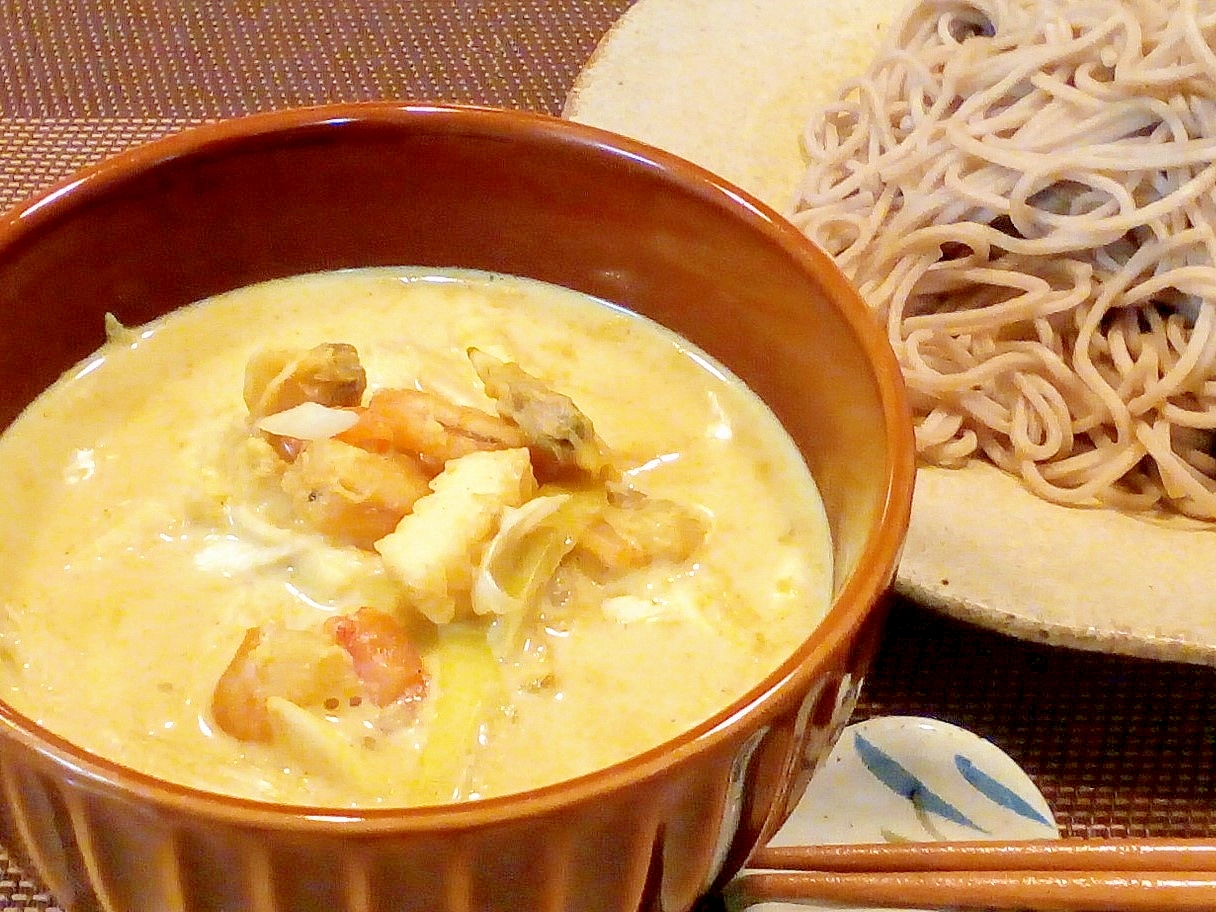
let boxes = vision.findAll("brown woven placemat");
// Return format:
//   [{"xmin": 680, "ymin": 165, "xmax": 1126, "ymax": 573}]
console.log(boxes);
[
  {"xmin": 857, "ymin": 601, "xmax": 1216, "ymax": 841},
  {"xmin": 0, "ymin": 0, "xmax": 623, "ymax": 118},
  {"xmin": 0, "ymin": 0, "xmax": 634, "ymax": 210},
  {"xmin": 2, "ymin": 0, "xmax": 1215, "ymax": 907}
]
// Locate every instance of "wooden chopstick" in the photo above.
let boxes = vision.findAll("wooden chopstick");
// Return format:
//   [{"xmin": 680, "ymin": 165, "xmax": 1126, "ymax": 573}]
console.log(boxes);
[
  {"xmin": 725, "ymin": 869, "xmax": 1216, "ymax": 911},
  {"xmin": 750, "ymin": 837, "xmax": 1216, "ymax": 873},
  {"xmin": 723, "ymin": 840, "xmax": 1216, "ymax": 910}
]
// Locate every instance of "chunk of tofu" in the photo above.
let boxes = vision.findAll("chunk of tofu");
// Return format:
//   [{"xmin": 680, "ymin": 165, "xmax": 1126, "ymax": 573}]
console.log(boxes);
[{"xmin": 375, "ymin": 448, "xmax": 536, "ymax": 624}]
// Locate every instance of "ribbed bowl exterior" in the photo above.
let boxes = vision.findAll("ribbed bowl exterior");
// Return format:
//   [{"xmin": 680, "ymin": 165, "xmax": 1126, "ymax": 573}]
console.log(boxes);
[
  {"xmin": 0, "ymin": 104, "xmax": 914, "ymax": 912},
  {"xmin": 0, "ymin": 607, "xmax": 880, "ymax": 912}
]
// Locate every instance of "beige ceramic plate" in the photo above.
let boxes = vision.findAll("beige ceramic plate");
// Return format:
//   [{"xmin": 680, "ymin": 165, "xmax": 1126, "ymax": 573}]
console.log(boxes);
[{"xmin": 565, "ymin": 0, "xmax": 1216, "ymax": 665}]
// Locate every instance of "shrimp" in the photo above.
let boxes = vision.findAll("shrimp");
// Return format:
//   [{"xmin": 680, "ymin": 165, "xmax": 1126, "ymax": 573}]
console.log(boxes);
[
  {"xmin": 210, "ymin": 624, "xmax": 360, "ymax": 742},
  {"xmin": 338, "ymin": 387, "xmax": 527, "ymax": 471},
  {"xmin": 279, "ymin": 437, "xmax": 433, "ymax": 548},
  {"xmin": 324, "ymin": 607, "xmax": 427, "ymax": 707},
  {"xmin": 572, "ymin": 488, "xmax": 709, "ymax": 580},
  {"xmin": 211, "ymin": 608, "xmax": 427, "ymax": 743},
  {"xmin": 468, "ymin": 348, "xmax": 614, "ymax": 481}
]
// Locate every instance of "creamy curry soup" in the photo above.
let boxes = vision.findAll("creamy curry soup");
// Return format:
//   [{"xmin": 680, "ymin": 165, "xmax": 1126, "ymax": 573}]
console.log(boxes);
[{"xmin": 0, "ymin": 267, "xmax": 831, "ymax": 807}]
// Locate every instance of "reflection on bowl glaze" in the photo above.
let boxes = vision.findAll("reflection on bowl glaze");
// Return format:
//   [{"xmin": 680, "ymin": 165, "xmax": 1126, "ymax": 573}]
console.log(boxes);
[{"xmin": 750, "ymin": 715, "xmax": 1057, "ymax": 911}]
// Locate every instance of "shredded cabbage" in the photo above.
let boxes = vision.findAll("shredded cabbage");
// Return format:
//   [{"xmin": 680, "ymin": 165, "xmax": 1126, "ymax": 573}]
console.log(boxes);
[
  {"xmin": 473, "ymin": 494, "xmax": 571, "ymax": 617},
  {"xmin": 473, "ymin": 490, "xmax": 605, "ymax": 657}
]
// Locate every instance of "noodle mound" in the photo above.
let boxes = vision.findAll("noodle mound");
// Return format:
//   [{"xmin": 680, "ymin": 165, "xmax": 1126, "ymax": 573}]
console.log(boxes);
[{"xmin": 793, "ymin": 0, "xmax": 1216, "ymax": 518}]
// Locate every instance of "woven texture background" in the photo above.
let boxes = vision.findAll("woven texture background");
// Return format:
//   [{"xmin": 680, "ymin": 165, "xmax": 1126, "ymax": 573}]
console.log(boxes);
[{"xmin": 1, "ymin": 0, "xmax": 1214, "ymax": 907}]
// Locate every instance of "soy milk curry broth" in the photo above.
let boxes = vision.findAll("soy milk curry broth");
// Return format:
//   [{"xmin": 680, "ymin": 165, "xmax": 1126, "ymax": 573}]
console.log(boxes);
[{"xmin": 0, "ymin": 267, "xmax": 832, "ymax": 807}]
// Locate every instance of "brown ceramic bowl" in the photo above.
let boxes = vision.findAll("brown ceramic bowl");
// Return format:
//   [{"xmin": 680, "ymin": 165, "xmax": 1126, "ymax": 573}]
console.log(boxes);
[{"xmin": 0, "ymin": 103, "xmax": 914, "ymax": 912}]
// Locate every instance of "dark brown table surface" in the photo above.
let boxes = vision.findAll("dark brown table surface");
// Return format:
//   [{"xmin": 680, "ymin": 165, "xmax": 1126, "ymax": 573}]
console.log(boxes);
[{"xmin": 2, "ymin": 0, "xmax": 1214, "ymax": 907}]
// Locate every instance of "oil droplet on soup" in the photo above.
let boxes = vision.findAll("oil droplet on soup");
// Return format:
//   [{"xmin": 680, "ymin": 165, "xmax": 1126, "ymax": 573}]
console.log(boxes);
[{"xmin": 0, "ymin": 267, "xmax": 832, "ymax": 807}]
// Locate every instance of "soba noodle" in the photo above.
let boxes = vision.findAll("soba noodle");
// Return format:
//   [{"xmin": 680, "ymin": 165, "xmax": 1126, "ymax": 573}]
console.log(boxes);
[{"xmin": 792, "ymin": 0, "xmax": 1216, "ymax": 518}]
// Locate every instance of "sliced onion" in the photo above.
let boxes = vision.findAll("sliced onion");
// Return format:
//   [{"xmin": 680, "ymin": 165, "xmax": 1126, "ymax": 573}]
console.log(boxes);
[{"xmin": 256, "ymin": 402, "xmax": 359, "ymax": 440}]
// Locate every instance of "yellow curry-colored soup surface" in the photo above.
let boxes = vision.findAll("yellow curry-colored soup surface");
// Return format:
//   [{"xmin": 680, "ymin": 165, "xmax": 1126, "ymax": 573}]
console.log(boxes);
[{"xmin": 0, "ymin": 267, "xmax": 832, "ymax": 807}]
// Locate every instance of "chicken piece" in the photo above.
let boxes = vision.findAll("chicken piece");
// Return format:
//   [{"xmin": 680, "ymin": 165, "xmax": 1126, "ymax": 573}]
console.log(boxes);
[
  {"xmin": 375, "ymin": 448, "xmax": 537, "ymax": 624},
  {"xmin": 468, "ymin": 348, "xmax": 613, "ymax": 482},
  {"xmin": 573, "ymin": 490, "xmax": 708, "ymax": 580},
  {"xmin": 338, "ymin": 387, "xmax": 527, "ymax": 471},
  {"xmin": 280, "ymin": 437, "xmax": 433, "ymax": 549},
  {"xmin": 244, "ymin": 343, "xmax": 367, "ymax": 458}
]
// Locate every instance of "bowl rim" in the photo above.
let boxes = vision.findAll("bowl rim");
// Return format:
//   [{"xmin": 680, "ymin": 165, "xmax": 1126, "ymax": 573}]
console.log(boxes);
[{"xmin": 0, "ymin": 101, "xmax": 916, "ymax": 830}]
